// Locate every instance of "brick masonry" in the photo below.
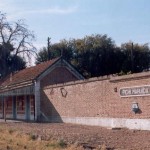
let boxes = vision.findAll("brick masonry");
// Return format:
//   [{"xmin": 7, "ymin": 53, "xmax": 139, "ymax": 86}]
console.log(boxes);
[
  {"xmin": 40, "ymin": 66, "xmax": 80, "ymax": 121},
  {"xmin": 40, "ymin": 71, "xmax": 150, "ymax": 130}
]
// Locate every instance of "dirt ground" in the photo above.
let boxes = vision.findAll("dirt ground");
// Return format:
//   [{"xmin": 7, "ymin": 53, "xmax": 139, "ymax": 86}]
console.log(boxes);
[{"xmin": 0, "ymin": 122, "xmax": 150, "ymax": 150}]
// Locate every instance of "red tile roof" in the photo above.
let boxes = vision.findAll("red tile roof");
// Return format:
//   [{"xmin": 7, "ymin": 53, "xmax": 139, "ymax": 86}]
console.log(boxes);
[{"xmin": 0, "ymin": 57, "xmax": 60, "ymax": 88}]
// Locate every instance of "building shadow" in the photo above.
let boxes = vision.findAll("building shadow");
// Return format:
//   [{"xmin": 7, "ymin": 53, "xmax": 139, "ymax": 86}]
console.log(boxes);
[{"xmin": 39, "ymin": 90, "xmax": 63, "ymax": 123}]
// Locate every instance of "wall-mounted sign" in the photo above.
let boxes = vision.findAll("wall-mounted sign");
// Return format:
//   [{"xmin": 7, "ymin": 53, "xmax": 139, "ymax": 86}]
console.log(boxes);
[{"xmin": 120, "ymin": 85, "xmax": 150, "ymax": 97}]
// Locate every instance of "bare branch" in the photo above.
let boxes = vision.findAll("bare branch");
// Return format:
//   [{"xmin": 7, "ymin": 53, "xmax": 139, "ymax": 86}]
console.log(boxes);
[{"xmin": 0, "ymin": 12, "xmax": 37, "ymax": 62}]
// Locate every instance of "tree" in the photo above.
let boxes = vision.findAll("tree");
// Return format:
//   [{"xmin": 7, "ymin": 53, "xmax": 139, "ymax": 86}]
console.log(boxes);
[
  {"xmin": 35, "ymin": 47, "xmax": 49, "ymax": 64},
  {"xmin": 0, "ymin": 12, "xmax": 36, "ymax": 78},
  {"xmin": 36, "ymin": 34, "xmax": 123, "ymax": 78},
  {"xmin": 120, "ymin": 42, "xmax": 150, "ymax": 73},
  {"xmin": 69, "ymin": 34, "xmax": 121, "ymax": 77},
  {"xmin": 36, "ymin": 35, "xmax": 150, "ymax": 78},
  {"xmin": 36, "ymin": 39, "xmax": 73, "ymax": 64}
]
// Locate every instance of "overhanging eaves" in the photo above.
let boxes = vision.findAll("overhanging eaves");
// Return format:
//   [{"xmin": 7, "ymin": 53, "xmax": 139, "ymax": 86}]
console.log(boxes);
[{"xmin": 0, "ymin": 85, "xmax": 34, "ymax": 97}]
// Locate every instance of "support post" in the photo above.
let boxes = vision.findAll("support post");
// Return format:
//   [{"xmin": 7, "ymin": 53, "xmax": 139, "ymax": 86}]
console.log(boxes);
[
  {"xmin": 1, "ymin": 96, "xmax": 4, "ymax": 119},
  {"xmin": 34, "ymin": 96, "xmax": 35, "ymax": 121},
  {"xmin": 4, "ymin": 97, "xmax": 6, "ymax": 122},
  {"xmin": 13, "ymin": 96, "xmax": 16, "ymax": 119},
  {"xmin": 25, "ymin": 95, "xmax": 30, "ymax": 121},
  {"xmin": 34, "ymin": 81, "xmax": 40, "ymax": 121}
]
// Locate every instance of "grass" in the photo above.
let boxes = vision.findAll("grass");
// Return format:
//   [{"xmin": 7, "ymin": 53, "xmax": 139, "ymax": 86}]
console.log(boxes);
[
  {"xmin": 0, "ymin": 126, "xmax": 108, "ymax": 150},
  {"xmin": 45, "ymin": 139, "xmax": 67, "ymax": 149},
  {"xmin": 0, "ymin": 127, "xmax": 81, "ymax": 150},
  {"xmin": 58, "ymin": 139, "xmax": 67, "ymax": 148},
  {"xmin": 8, "ymin": 128, "xmax": 15, "ymax": 134},
  {"xmin": 29, "ymin": 133, "xmax": 38, "ymax": 140}
]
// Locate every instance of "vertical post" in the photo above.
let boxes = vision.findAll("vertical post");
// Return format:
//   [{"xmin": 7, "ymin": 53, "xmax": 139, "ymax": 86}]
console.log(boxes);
[
  {"xmin": 4, "ymin": 97, "xmax": 6, "ymax": 122},
  {"xmin": 34, "ymin": 81, "xmax": 40, "ymax": 122},
  {"xmin": 1, "ymin": 96, "xmax": 4, "ymax": 119},
  {"xmin": 16, "ymin": 96, "xmax": 18, "ymax": 119},
  {"xmin": 47, "ymin": 37, "xmax": 51, "ymax": 60},
  {"xmin": 34, "ymin": 97, "xmax": 35, "ymax": 121},
  {"xmin": 13, "ymin": 96, "xmax": 16, "ymax": 119},
  {"xmin": 25, "ymin": 95, "xmax": 30, "ymax": 121},
  {"xmin": 131, "ymin": 42, "xmax": 134, "ymax": 73}
]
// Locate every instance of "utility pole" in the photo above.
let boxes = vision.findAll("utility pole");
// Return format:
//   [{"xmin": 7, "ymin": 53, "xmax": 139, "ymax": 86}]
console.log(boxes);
[
  {"xmin": 47, "ymin": 37, "xmax": 51, "ymax": 60},
  {"xmin": 131, "ymin": 42, "xmax": 134, "ymax": 73}
]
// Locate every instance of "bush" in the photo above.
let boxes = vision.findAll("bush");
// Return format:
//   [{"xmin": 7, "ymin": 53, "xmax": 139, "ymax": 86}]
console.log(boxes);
[{"xmin": 29, "ymin": 134, "xmax": 38, "ymax": 140}]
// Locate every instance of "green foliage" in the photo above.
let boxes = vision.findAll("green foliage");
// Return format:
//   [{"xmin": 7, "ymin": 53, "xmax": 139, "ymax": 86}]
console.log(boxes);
[
  {"xmin": 45, "ymin": 139, "xmax": 67, "ymax": 149},
  {"xmin": 29, "ymin": 133, "xmax": 38, "ymax": 140},
  {"xmin": 0, "ymin": 45, "xmax": 26, "ymax": 78},
  {"xmin": 36, "ymin": 39, "xmax": 73, "ymax": 64},
  {"xmin": 58, "ymin": 139, "xmax": 67, "ymax": 148},
  {"xmin": 36, "ymin": 35, "xmax": 150, "ymax": 78},
  {"xmin": 36, "ymin": 47, "xmax": 49, "ymax": 64},
  {"xmin": 121, "ymin": 42, "xmax": 150, "ymax": 73},
  {"xmin": 70, "ymin": 34, "xmax": 120, "ymax": 77}
]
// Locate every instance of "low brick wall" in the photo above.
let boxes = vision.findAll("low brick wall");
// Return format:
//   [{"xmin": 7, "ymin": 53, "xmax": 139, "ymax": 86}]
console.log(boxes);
[{"xmin": 41, "ymin": 72, "xmax": 150, "ymax": 130}]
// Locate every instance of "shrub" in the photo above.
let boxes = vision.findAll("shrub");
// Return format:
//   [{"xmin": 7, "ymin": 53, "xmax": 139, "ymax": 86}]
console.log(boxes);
[{"xmin": 29, "ymin": 133, "xmax": 38, "ymax": 140}]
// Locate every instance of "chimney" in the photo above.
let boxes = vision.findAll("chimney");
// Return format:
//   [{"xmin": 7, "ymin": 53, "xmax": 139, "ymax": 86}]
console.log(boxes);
[{"xmin": 10, "ymin": 73, "xmax": 13, "ymax": 82}]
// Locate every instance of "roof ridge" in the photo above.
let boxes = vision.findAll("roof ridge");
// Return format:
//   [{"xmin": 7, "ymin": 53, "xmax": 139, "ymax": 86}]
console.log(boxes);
[{"xmin": 20, "ymin": 57, "xmax": 61, "ymax": 72}]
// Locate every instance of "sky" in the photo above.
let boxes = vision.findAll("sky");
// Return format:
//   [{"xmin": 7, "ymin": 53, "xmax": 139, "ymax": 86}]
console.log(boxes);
[{"xmin": 0, "ymin": 0, "xmax": 150, "ymax": 50}]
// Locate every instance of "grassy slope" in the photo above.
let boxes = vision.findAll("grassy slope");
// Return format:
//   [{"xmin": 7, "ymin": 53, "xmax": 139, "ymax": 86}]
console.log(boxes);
[{"xmin": 0, "ymin": 127, "xmax": 85, "ymax": 150}]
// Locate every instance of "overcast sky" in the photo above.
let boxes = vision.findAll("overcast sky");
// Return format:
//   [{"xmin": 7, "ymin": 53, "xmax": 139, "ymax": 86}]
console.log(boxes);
[{"xmin": 0, "ymin": 0, "xmax": 150, "ymax": 50}]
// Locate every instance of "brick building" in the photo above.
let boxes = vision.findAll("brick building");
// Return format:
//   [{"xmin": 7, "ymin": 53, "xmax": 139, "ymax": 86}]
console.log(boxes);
[
  {"xmin": 0, "ymin": 57, "xmax": 84, "ymax": 121},
  {"xmin": 1, "ymin": 57, "xmax": 150, "ymax": 130},
  {"xmin": 43, "ymin": 72, "xmax": 150, "ymax": 130}
]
